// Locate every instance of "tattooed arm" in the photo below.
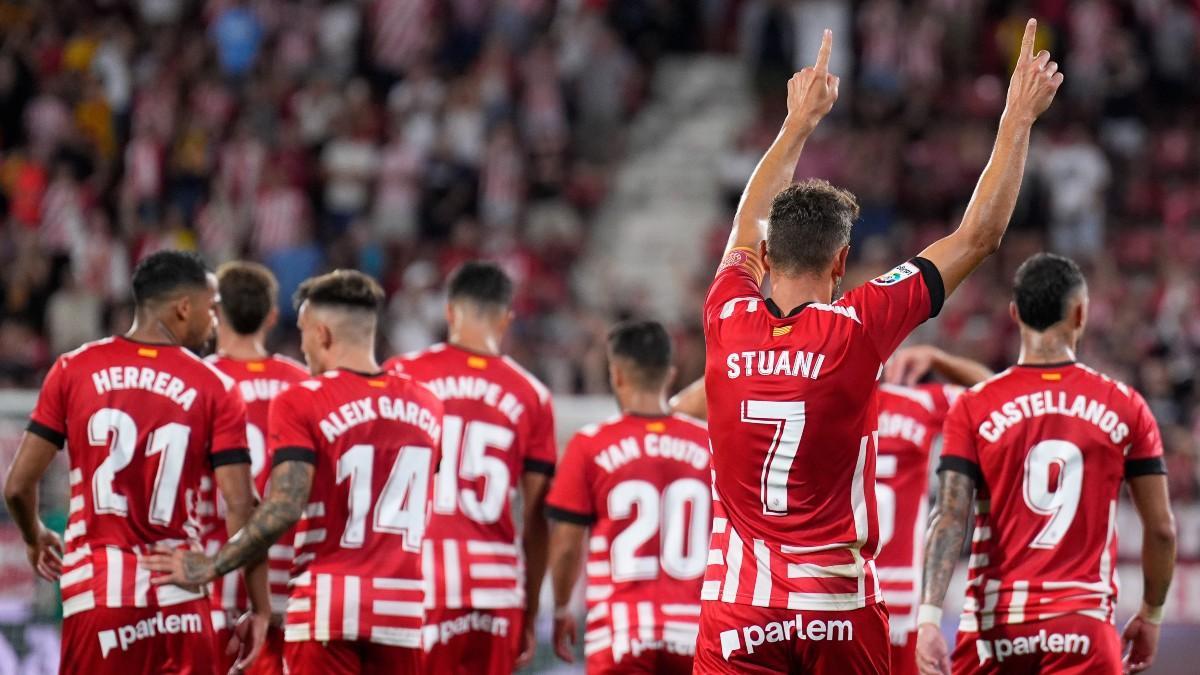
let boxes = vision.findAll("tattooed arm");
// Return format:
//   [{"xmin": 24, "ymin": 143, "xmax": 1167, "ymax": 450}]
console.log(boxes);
[{"xmin": 915, "ymin": 470, "xmax": 975, "ymax": 675}]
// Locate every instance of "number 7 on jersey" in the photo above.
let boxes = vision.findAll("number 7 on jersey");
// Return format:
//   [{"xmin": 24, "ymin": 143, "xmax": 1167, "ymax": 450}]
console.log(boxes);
[{"xmin": 741, "ymin": 400, "xmax": 806, "ymax": 515}]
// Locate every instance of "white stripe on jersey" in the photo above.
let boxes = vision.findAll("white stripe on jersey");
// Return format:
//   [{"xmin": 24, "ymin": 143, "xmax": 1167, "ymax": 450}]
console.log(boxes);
[
  {"xmin": 287, "ymin": 597, "xmax": 311, "ymax": 613},
  {"xmin": 470, "ymin": 564, "xmax": 518, "ymax": 580},
  {"xmin": 374, "ymin": 577, "xmax": 424, "ymax": 590},
  {"xmin": 751, "ymin": 539, "xmax": 772, "ymax": 607},
  {"xmin": 422, "ymin": 542, "xmax": 435, "ymax": 609},
  {"xmin": 662, "ymin": 604, "xmax": 702, "ymax": 616},
  {"xmin": 65, "ymin": 521, "xmax": 86, "ymax": 544},
  {"xmin": 62, "ymin": 591, "xmax": 95, "ymax": 617},
  {"xmin": 134, "ymin": 564, "xmax": 151, "ymax": 607},
  {"xmin": 586, "ymin": 603, "xmax": 609, "ymax": 622},
  {"xmin": 69, "ymin": 496, "xmax": 84, "ymax": 514},
  {"xmin": 60, "ymin": 564, "xmax": 94, "ymax": 587},
  {"xmin": 315, "ymin": 574, "xmax": 333, "ymax": 641},
  {"xmin": 1008, "ymin": 581, "xmax": 1028, "ymax": 623},
  {"xmin": 586, "ymin": 585, "xmax": 613, "ymax": 602},
  {"xmin": 373, "ymin": 601, "xmax": 423, "ymax": 617},
  {"xmin": 63, "ymin": 545, "xmax": 91, "ymax": 567},
  {"xmin": 787, "ymin": 562, "xmax": 859, "ymax": 578},
  {"xmin": 295, "ymin": 529, "xmax": 327, "ymax": 547},
  {"xmin": 286, "ymin": 624, "xmax": 311, "ymax": 642},
  {"xmin": 471, "ymin": 588, "xmax": 520, "ymax": 608},
  {"xmin": 721, "ymin": 528, "xmax": 743, "ymax": 602},
  {"xmin": 611, "ymin": 602, "xmax": 630, "ymax": 663},
  {"xmin": 343, "ymin": 576, "xmax": 360, "ymax": 640},
  {"xmin": 69, "ymin": 468, "xmax": 82, "ymax": 485},
  {"xmin": 638, "ymin": 602, "xmax": 655, "ymax": 644},
  {"xmin": 466, "ymin": 541, "xmax": 518, "ymax": 556},
  {"xmin": 443, "ymin": 540, "xmax": 461, "ymax": 609},
  {"xmin": 589, "ymin": 536, "xmax": 609, "ymax": 553},
  {"xmin": 586, "ymin": 561, "xmax": 611, "ymax": 577},
  {"xmin": 852, "ymin": 435, "xmax": 870, "ymax": 548},
  {"xmin": 106, "ymin": 546, "xmax": 122, "ymax": 606},
  {"xmin": 371, "ymin": 627, "xmax": 422, "ymax": 648}
]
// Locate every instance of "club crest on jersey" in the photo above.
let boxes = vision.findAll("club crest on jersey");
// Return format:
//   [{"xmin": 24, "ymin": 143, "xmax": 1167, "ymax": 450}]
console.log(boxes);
[
  {"xmin": 772, "ymin": 326, "xmax": 792, "ymax": 337},
  {"xmin": 871, "ymin": 262, "xmax": 918, "ymax": 286}
]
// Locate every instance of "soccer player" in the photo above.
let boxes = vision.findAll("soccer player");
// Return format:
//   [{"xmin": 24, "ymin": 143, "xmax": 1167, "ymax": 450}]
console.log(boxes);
[
  {"xmin": 695, "ymin": 22, "xmax": 1060, "ymax": 673},
  {"xmin": 3, "ymin": 250, "xmax": 267, "ymax": 674},
  {"xmin": 383, "ymin": 261, "xmax": 556, "ymax": 673},
  {"xmin": 916, "ymin": 254, "xmax": 1177, "ymax": 675},
  {"xmin": 146, "ymin": 270, "xmax": 444, "ymax": 674},
  {"xmin": 546, "ymin": 320, "xmax": 710, "ymax": 673},
  {"xmin": 204, "ymin": 261, "xmax": 310, "ymax": 675}
]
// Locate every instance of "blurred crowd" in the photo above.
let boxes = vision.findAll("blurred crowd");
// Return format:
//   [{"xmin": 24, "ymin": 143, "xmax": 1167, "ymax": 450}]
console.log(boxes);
[{"xmin": 2, "ymin": 0, "xmax": 1200, "ymax": 500}]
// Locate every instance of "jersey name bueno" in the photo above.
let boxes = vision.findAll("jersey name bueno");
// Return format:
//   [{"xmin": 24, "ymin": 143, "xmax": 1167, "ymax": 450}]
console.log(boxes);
[
  {"xmin": 702, "ymin": 249, "xmax": 943, "ymax": 611},
  {"xmin": 874, "ymin": 382, "xmax": 958, "ymax": 639},
  {"xmin": 26, "ymin": 337, "xmax": 249, "ymax": 618},
  {"xmin": 546, "ymin": 413, "xmax": 711, "ymax": 664},
  {"xmin": 271, "ymin": 369, "xmax": 442, "ymax": 647},
  {"xmin": 203, "ymin": 354, "xmax": 309, "ymax": 620},
  {"xmin": 940, "ymin": 363, "xmax": 1164, "ymax": 631},
  {"xmin": 385, "ymin": 343, "xmax": 556, "ymax": 611}
]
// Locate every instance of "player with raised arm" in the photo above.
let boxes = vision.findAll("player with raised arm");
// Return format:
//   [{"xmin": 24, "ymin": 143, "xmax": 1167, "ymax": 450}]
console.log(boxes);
[
  {"xmin": 916, "ymin": 254, "xmax": 1177, "ymax": 675},
  {"xmin": 695, "ymin": 21, "xmax": 1060, "ymax": 673},
  {"xmin": 546, "ymin": 320, "xmax": 710, "ymax": 673},
  {"xmin": 3, "ymin": 250, "xmax": 267, "ymax": 674},
  {"xmin": 383, "ymin": 261, "xmax": 556, "ymax": 673},
  {"xmin": 145, "ymin": 270, "xmax": 443, "ymax": 674},
  {"xmin": 203, "ymin": 261, "xmax": 310, "ymax": 675}
]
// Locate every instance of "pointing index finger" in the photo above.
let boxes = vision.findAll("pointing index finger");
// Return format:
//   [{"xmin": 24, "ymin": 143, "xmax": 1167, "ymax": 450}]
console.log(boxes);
[
  {"xmin": 814, "ymin": 29, "xmax": 832, "ymax": 72},
  {"xmin": 1020, "ymin": 18, "xmax": 1037, "ymax": 62}
]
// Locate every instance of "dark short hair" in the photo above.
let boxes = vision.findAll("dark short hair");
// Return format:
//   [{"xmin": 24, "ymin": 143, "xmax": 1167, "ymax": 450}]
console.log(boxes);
[
  {"xmin": 1013, "ymin": 253, "xmax": 1086, "ymax": 331},
  {"xmin": 217, "ymin": 261, "xmax": 278, "ymax": 335},
  {"xmin": 294, "ymin": 270, "xmax": 384, "ymax": 313},
  {"xmin": 607, "ymin": 320, "xmax": 673, "ymax": 389},
  {"xmin": 767, "ymin": 179, "xmax": 860, "ymax": 275},
  {"xmin": 447, "ymin": 261, "xmax": 513, "ymax": 309},
  {"xmin": 131, "ymin": 250, "xmax": 209, "ymax": 306}
]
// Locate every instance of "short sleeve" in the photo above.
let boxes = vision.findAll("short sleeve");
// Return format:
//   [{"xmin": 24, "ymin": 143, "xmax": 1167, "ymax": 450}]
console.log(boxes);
[
  {"xmin": 523, "ymin": 393, "xmax": 557, "ymax": 476},
  {"xmin": 27, "ymin": 356, "xmax": 68, "ymax": 448},
  {"xmin": 268, "ymin": 388, "xmax": 317, "ymax": 466},
  {"xmin": 937, "ymin": 394, "xmax": 982, "ymax": 484},
  {"xmin": 704, "ymin": 247, "xmax": 766, "ymax": 332},
  {"xmin": 544, "ymin": 435, "xmax": 595, "ymax": 525},
  {"xmin": 210, "ymin": 387, "xmax": 250, "ymax": 467},
  {"xmin": 840, "ymin": 257, "xmax": 945, "ymax": 359},
  {"xmin": 1124, "ymin": 391, "xmax": 1165, "ymax": 478}
]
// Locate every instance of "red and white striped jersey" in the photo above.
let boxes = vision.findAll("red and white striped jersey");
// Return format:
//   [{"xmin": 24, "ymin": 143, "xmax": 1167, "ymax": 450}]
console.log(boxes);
[
  {"xmin": 269, "ymin": 369, "xmax": 443, "ymax": 647},
  {"xmin": 385, "ymin": 343, "xmax": 557, "ymax": 612},
  {"xmin": 874, "ymin": 382, "xmax": 959, "ymax": 640},
  {"xmin": 701, "ymin": 248, "xmax": 943, "ymax": 612},
  {"xmin": 546, "ymin": 413, "xmax": 711, "ymax": 665},
  {"xmin": 940, "ymin": 363, "xmax": 1165, "ymax": 631},
  {"xmin": 202, "ymin": 354, "xmax": 309, "ymax": 623},
  {"xmin": 26, "ymin": 337, "xmax": 249, "ymax": 619}
]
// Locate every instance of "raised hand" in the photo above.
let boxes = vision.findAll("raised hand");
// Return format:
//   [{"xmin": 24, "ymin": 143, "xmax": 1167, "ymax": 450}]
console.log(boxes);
[
  {"xmin": 786, "ymin": 29, "xmax": 840, "ymax": 132},
  {"xmin": 1005, "ymin": 19, "xmax": 1063, "ymax": 124}
]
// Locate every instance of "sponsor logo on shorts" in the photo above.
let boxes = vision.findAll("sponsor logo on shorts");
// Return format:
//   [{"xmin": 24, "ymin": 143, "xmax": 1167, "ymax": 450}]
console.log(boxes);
[
  {"xmin": 96, "ymin": 612, "xmax": 204, "ymax": 658},
  {"xmin": 719, "ymin": 613, "xmax": 854, "ymax": 660},
  {"xmin": 422, "ymin": 611, "xmax": 511, "ymax": 651},
  {"xmin": 870, "ymin": 262, "xmax": 918, "ymax": 286},
  {"xmin": 976, "ymin": 630, "xmax": 1091, "ymax": 664}
]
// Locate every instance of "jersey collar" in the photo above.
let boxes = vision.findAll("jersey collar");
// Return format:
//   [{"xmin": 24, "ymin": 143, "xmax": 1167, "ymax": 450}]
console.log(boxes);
[{"xmin": 765, "ymin": 298, "xmax": 813, "ymax": 318}]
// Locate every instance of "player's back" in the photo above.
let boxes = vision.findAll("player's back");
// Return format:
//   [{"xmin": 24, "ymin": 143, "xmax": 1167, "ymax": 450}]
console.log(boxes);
[
  {"xmin": 270, "ymin": 369, "xmax": 442, "ymax": 647},
  {"xmin": 546, "ymin": 413, "xmax": 711, "ymax": 665},
  {"xmin": 941, "ymin": 363, "xmax": 1163, "ymax": 629},
  {"xmin": 29, "ymin": 337, "xmax": 248, "ymax": 617},
  {"xmin": 385, "ymin": 343, "xmax": 557, "ymax": 611}
]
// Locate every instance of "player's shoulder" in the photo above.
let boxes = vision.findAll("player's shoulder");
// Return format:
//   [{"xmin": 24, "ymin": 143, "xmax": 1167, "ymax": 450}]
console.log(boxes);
[
  {"xmin": 570, "ymin": 413, "xmax": 626, "ymax": 444},
  {"xmin": 1070, "ymin": 362, "xmax": 1136, "ymax": 398},
  {"xmin": 498, "ymin": 354, "xmax": 552, "ymax": 406},
  {"xmin": 176, "ymin": 347, "xmax": 239, "ymax": 393},
  {"xmin": 269, "ymin": 354, "xmax": 311, "ymax": 379},
  {"xmin": 668, "ymin": 411, "xmax": 708, "ymax": 435},
  {"xmin": 387, "ymin": 342, "xmax": 447, "ymax": 369},
  {"xmin": 56, "ymin": 336, "xmax": 119, "ymax": 370},
  {"xmin": 878, "ymin": 382, "xmax": 937, "ymax": 413},
  {"xmin": 385, "ymin": 369, "xmax": 443, "ymax": 406}
]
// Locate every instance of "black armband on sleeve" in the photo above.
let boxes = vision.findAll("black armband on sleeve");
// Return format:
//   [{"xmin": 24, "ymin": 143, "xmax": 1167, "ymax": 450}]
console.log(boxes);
[
  {"xmin": 1125, "ymin": 457, "xmax": 1167, "ymax": 478},
  {"xmin": 911, "ymin": 256, "xmax": 946, "ymax": 319},
  {"xmin": 272, "ymin": 447, "xmax": 317, "ymax": 466},
  {"xmin": 210, "ymin": 448, "xmax": 252, "ymax": 468},
  {"xmin": 545, "ymin": 505, "xmax": 596, "ymax": 526},
  {"xmin": 937, "ymin": 455, "xmax": 982, "ymax": 484},
  {"xmin": 26, "ymin": 420, "xmax": 65, "ymax": 449},
  {"xmin": 523, "ymin": 459, "xmax": 556, "ymax": 476}
]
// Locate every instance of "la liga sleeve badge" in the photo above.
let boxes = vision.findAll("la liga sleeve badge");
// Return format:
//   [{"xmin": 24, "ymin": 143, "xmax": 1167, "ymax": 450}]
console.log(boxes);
[{"xmin": 870, "ymin": 261, "xmax": 919, "ymax": 286}]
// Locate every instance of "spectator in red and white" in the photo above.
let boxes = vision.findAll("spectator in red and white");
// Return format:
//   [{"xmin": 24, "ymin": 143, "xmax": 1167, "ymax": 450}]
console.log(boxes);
[
  {"xmin": 480, "ymin": 122, "xmax": 524, "ymax": 230},
  {"xmin": 369, "ymin": 0, "xmax": 435, "ymax": 82},
  {"xmin": 217, "ymin": 115, "xmax": 266, "ymax": 212},
  {"xmin": 120, "ymin": 118, "xmax": 164, "ymax": 224},
  {"xmin": 321, "ymin": 112, "xmax": 380, "ymax": 232},
  {"xmin": 252, "ymin": 165, "xmax": 309, "ymax": 258},
  {"xmin": 373, "ymin": 117, "xmax": 425, "ymax": 244},
  {"xmin": 39, "ymin": 160, "xmax": 86, "ymax": 256},
  {"xmin": 292, "ymin": 74, "xmax": 344, "ymax": 146}
]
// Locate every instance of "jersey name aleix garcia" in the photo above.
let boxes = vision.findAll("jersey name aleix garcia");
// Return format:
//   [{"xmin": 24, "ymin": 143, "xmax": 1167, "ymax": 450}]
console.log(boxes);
[
  {"xmin": 269, "ymin": 369, "xmax": 443, "ymax": 647},
  {"xmin": 26, "ymin": 337, "xmax": 250, "ymax": 618},
  {"xmin": 702, "ymin": 249, "xmax": 944, "ymax": 611},
  {"xmin": 546, "ymin": 413, "xmax": 711, "ymax": 664},
  {"xmin": 939, "ymin": 363, "xmax": 1165, "ymax": 631},
  {"xmin": 385, "ymin": 343, "xmax": 556, "ymax": 612}
]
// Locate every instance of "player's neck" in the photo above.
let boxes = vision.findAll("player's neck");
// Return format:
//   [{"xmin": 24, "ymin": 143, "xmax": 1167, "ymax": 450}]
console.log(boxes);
[
  {"xmin": 448, "ymin": 324, "xmax": 503, "ymax": 357},
  {"xmin": 125, "ymin": 313, "xmax": 183, "ymax": 346},
  {"xmin": 620, "ymin": 389, "xmax": 671, "ymax": 418},
  {"xmin": 769, "ymin": 275, "xmax": 832, "ymax": 314},
  {"xmin": 325, "ymin": 348, "xmax": 382, "ymax": 375},
  {"xmin": 216, "ymin": 327, "xmax": 270, "ymax": 361},
  {"xmin": 1017, "ymin": 329, "xmax": 1077, "ymax": 366}
]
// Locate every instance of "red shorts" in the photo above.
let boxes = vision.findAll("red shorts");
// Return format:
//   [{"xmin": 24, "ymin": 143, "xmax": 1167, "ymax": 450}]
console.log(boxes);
[
  {"xmin": 60, "ymin": 600, "xmax": 216, "ymax": 675},
  {"xmin": 694, "ymin": 601, "xmax": 891, "ymax": 674},
  {"xmin": 421, "ymin": 607, "xmax": 524, "ymax": 675},
  {"xmin": 587, "ymin": 645, "xmax": 694, "ymax": 674},
  {"xmin": 951, "ymin": 614, "xmax": 1121, "ymax": 675},
  {"xmin": 890, "ymin": 632, "xmax": 918, "ymax": 675},
  {"xmin": 282, "ymin": 639, "xmax": 421, "ymax": 674}
]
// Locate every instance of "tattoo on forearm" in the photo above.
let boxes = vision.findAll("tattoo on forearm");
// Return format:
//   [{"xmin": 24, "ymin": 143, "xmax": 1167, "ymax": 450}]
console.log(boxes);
[
  {"xmin": 922, "ymin": 471, "xmax": 974, "ymax": 607},
  {"xmin": 213, "ymin": 461, "xmax": 313, "ymax": 577}
]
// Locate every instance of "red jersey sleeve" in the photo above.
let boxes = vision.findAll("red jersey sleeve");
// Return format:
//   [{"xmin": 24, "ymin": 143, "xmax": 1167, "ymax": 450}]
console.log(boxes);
[
  {"xmin": 523, "ymin": 393, "xmax": 558, "ymax": 476},
  {"xmin": 937, "ymin": 393, "xmax": 983, "ymax": 484},
  {"xmin": 210, "ymin": 385, "xmax": 251, "ymax": 467},
  {"xmin": 841, "ymin": 257, "xmax": 945, "ymax": 359},
  {"xmin": 544, "ymin": 434, "xmax": 595, "ymax": 525},
  {"xmin": 704, "ymin": 247, "xmax": 766, "ymax": 330},
  {"xmin": 920, "ymin": 383, "xmax": 964, "ymax": 428},
  {"xmin": 27, "ymin": 356, "xmax": 68, "ymax": 448},
  {"xmin": 1124, "ymin": 390, "xmax": 1165, "ymax": 478},
  {"xmin": 268, "ymin": 386, "xmax": 318, "ymax": 466}
]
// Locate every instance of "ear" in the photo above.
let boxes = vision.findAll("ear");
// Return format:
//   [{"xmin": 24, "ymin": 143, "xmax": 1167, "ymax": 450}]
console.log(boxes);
[
  {"xmin": 499, "ymin": 309, "xmax": 515, "ymax": 334},
  {"xmin": 1009, "ymin": 301, "xmax": 1019, "ymax": 324},
  {"xmin": 1073, "ymin": 296, "xmax": 1088, "ymax": 330},
  {"xmin": 264, "ymin": 306, "xmax": 279, "ymax": 332},
  {"xmin": 609, "ymin": 359, "xmax": 623, "ymax": 390},
  {"xmin": 832, "ymin": 245, "xmax": 850, "ymax": 278},
  {"xmin": 175, "ymin": 294, "xmax": 192, "ymax": 323},
  {"xmin": 319, "ymin": 322, "xmax": 334, "ymax": 350},
  {"xmin": 444, "ymin": 302, "xmax": 456, "ymax": 328},
  {"xmin": 665, "ymin": 365, "xmax": 678, "ymax": 391},
  {"xmin": 759, "ymin": 241, "xmax": 771, "ymax": 274}
]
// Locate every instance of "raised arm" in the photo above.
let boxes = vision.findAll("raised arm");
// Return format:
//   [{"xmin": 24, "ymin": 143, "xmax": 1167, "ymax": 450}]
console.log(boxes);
[
  {"xmin": 918, "ymin": 19, "xmax": 1062, "ymax": 295},
  {"xmin": 723, "ymin": 29, "xmax": 839, "ymax": 263},
  {"xmin": 916, "ymin": 470, "xmax": 975, "ymax": 675},
  {"xmin": 668, "ymin": 378, "xmax": 708, "ymax": 420},
  {"xmin": 885, "ymin": 345, "xmax": 993, "ymax": 387},
  {"xmin": 1122, "ymin": 474, "xmax": 1176, "ymax": 673}
]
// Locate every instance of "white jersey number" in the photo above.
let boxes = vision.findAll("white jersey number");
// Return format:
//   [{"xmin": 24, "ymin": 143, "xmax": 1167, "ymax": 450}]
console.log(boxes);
[
  {"xmin": 89, "ymin": 408, "xmax": 190, "ymax": 525},
  {"xmin": 1022, "ymin": 440, "xmax": 1083, "ymax": 549},
  {"xmin": 874, "ymin": 454, "xmax": 898, "ymax": 550},
  {"xmin": 433, "ymin": 415, "xmax": 514, "ymax": 524},
  {"xmin": 337, "ymin": 444, "xmax": 434, "ymax": 552},
  {"xmin": 609, "ymin": 478, "xmax": 710, "ymax": 581},
  {"xmin": 741, "ymin": 400, "xmax": 807, "ymax": 515}
]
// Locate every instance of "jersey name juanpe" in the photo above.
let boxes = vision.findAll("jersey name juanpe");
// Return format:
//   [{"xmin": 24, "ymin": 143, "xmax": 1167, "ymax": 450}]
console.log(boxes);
[
  {"xmin": 26, "ymin": 337, "xmax": 250, "ymax": 618},
  {"xmin": 939, "ymin": 363, "xmax": 1165, "ymax": 632},
  {"xmin": 873, "ymin": 382, "xmax": 959, "ymax": 641},
  {"xmin": 701, "ymin": 249, "xmax": 943, "ymax": 611},
  {"xmin": 385, "ymin": 343, "xmax": 557, "ymax": 612},
  {"xmin": 269, "ymin": 369, "xmax": 443, "ymax": 647},
  {"xmin": 203, "ymin": 354, "xmax": 309, "ymax": 620},
  {"xmin": 546, "ymin": 413, "xmax": 711, "ymax": 664}
]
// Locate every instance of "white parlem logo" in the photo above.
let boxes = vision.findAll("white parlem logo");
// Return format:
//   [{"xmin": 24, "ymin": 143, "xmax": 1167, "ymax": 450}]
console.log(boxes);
[
  {"xmin": 870, "ymin": 262, "xmax": 918, "ymax": 286},
  {"xmin": 976, "ymin": 630, "xmax": 1091, "ymax": 664},
  {"xmin": 719, "ymin": 613, "xmax": 853, "ymax": 660},
  {"xmin": 96, "ymin": 612, "xmax": 204, "ymax": 658}
]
